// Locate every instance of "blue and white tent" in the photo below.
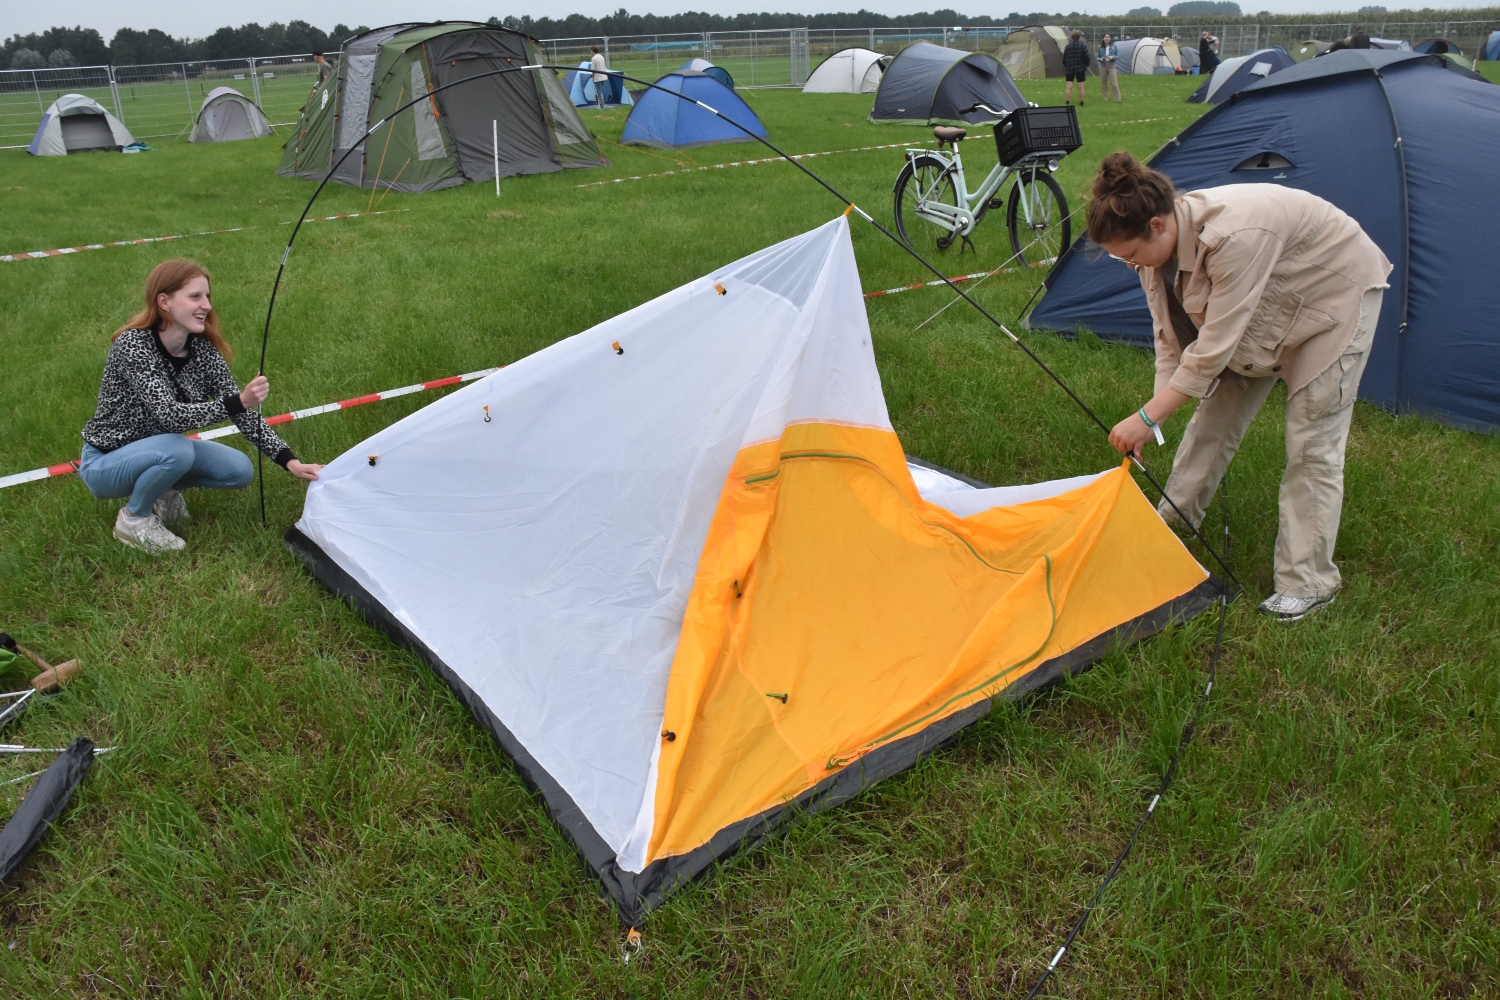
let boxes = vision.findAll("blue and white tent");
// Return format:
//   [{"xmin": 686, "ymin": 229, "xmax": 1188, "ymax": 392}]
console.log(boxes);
[
  {"xmin": 621, "ymin": 71, "xmax": 766, "ymax": 148},
  {"xmin": 563, "ymin": 62, "xmax": 634, "ymax": 107},
  {"xmin": 1478, "ymin": 29, "xmax": 1500, "ymax": 61},
  {"xmin": 676, "ymin": 58, "xmax": 735, "ymax": 90},
  {"xmin": 1028, "ymin": 51, "xmax": 1500, "ymax": 432},
  {"xmin": 1188, "ymin": 46, "xmax": 1296, "ymax": 103}
]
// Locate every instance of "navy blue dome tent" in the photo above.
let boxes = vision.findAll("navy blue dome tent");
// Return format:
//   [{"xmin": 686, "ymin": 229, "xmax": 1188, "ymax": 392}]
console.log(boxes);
[
  {"xmin": 1028, "ymin": 51, "xmax": 1500, "ymax": 432},
  {"xmin": 1188, "ymin": 46, "xmax": 1296, "ymax": 103},
  {"xmin": 870, "ymin": 42, "xmax": 1026, "ymax": 125},
  {"xmin": 620, "ymin": 71, "xmax": 766, "ymax": 148}
]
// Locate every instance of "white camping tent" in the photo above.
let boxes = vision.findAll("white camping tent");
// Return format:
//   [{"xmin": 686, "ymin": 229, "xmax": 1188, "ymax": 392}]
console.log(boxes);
[
  {"xmin": 288, "ymin": 214, "xmax": 1212, "ymax": 922},
  {"xmin": 1115, "ymin": 37, "xmax": 1184, "ymax": 74},
  {"xmin": 27, "ymin": 94, "xmax": 134, "ymax": 156},
  {"xmin": 802, "ymin": 47, "xmax": 890, "ymax": 93},
  {"xmin": 189, "ymin": 86, "xmax": 272, "ymax": 142}
]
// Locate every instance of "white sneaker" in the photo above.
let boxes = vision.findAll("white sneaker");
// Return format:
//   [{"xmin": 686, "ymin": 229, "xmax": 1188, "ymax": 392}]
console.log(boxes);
[
  {"xmin": 1258, "ymin": 591, "xmax": 1335, "ymax": 622},
  {"xmin": 153, "ymin": 489, "xmax": 190, "ymax": 525},
  {"xmin": 114, "ymin": 509, "xmax": 186, "ymax": 554}
]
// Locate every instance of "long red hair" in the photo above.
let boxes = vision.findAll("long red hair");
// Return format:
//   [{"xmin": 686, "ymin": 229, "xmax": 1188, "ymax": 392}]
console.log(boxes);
[{"xmin": 114, "ymin": 259, "xmax": 233, "ymax": 361}]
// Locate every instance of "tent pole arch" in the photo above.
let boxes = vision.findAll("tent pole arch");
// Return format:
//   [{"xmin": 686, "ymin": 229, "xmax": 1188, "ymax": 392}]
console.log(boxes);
[{"xmin": 1371, "ymin": 70, "xmax": 1413, "ymax": 413}]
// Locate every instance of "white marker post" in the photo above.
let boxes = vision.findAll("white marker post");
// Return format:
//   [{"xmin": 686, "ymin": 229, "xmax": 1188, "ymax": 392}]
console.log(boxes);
[{"xmin": 493, "ymin": 120, "xmax": 500, "ymax": 197}]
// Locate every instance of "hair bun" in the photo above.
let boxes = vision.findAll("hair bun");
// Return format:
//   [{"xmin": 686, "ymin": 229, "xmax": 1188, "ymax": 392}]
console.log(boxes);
[{"xmin": 1085, "ymin": 152, "xmax": 1177, "ymax": 245}]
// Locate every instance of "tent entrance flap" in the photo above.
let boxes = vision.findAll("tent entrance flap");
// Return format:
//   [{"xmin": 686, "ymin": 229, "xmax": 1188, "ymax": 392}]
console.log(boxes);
[
  {"xmin": 60, "ymin": 115, "xmax": 115, "ymax": 152},
  {"xmin": 428, "ymin": 57, "xmax": 559, "ymax": 178}
]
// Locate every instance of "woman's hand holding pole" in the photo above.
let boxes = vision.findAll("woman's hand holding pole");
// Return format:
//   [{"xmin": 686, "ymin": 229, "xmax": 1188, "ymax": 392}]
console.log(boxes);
[{"xmin": 1109, "ymin": 387, "xmax": 1190, "ymax": 457}]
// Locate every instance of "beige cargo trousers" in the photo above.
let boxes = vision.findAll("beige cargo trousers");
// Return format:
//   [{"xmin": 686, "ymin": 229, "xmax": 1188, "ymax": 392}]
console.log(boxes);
[{"xmin": 1159, "ymin": 288, "xmax": 1383, "ymax": 599}]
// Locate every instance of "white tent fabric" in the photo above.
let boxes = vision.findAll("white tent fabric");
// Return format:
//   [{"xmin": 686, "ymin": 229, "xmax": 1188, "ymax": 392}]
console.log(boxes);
[
  {"xmin": 1116, "ymin": 37, "xmax": 1181, "ymax": 74},
  {"xmin": 802, "ymin": 47, "xmax": 887, "ymax": 93},
  {"xmin": 27, "ymin": 93, "xmax": 135, "ymax": 156},
  {"xmin": 293, "ymin": 216, "xmax": 1110, "ymax": 875},
  {"xmin": 189, "ymin": 86, "xmax": 272, "ymax": 142}
]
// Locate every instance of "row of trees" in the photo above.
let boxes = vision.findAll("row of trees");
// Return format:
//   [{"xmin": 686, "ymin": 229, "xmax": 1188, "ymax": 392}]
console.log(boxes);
[
  {"xmin": 1, "ymin": 21, "xmax": 361, "ymax": 70},
  {"xmin": 5, "ymin": 7, "xmax": 1497, "ymax": 69}
]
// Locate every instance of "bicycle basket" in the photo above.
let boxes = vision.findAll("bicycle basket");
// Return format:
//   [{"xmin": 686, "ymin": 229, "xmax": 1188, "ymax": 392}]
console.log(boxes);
[{"xmin": 995, "ymin": 106, "xmax": 1082, "ymax": 166}]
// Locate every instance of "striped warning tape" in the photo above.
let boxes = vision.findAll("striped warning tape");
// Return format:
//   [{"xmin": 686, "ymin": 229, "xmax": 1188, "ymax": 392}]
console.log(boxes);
[
  {"xmin": 576, "ymin": 135, "xmax": 993, "ymax": 188},
  {"xmin": 0, "ymin": 365, "xmax": 498, "ymax": 491},
  {"xmin": 863, "ymin": 257, "xmax": 1055, "ymax": 299},
  {"xmin": 0, "ymin": 209, "xmax": 409, "ymax": 263}
]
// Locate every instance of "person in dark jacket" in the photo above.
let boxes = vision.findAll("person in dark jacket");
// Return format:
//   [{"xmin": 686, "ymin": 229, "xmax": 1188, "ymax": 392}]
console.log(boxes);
[
  {"xmin": 1349, "ymin": 26, "xmax": 1371, "ymax": 48},
  {"xmin": 1199, "ymin": 32, "xmax": 1221, "ymax": 74},
  {"xmin": 78, "ymin": 259, "xmax": 323, "ymax": 553},
  {"xmin": 1063, "ymin": 29, "xmax": 1091, "ymax": 105}
]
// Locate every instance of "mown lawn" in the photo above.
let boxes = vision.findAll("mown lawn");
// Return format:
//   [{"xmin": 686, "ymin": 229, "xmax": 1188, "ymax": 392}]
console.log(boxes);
[{"xmin": 0, "ymin": 73, "xmax": 1496, "ymax": 998}]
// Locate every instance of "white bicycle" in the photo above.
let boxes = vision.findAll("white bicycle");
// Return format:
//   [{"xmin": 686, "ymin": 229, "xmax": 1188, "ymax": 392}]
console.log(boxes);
[{"xmin": 893, "ymin": 101, "xmax": 1074, "ymax": 265}]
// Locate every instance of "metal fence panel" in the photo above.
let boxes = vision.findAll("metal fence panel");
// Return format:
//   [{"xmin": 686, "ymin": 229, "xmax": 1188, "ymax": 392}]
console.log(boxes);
[{"xmin": 0, "ymin": 65, "xmax": 114, "ymax": 149}]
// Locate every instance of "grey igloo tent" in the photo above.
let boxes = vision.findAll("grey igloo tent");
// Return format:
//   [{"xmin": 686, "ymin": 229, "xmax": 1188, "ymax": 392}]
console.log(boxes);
[
  {"xmin": 27, "ymin": 94, "xmax": 135, "ymax": 156},
  {"xmin": 190, "ymin": 87, "xmax": 272, "ymax": 142},
  {"xmin": 870, "ymin": 42, "xmax": 1026, "ymax": 125}
]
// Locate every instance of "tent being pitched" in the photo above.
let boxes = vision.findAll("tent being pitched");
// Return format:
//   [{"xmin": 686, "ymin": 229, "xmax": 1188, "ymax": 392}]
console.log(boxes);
[
  {"xmin": 190, "ymin": 87, "xmax": 272, "ymax": 142},
  {"xmin": 564, "ymin": 62, "xmax": 634, "ymax": 107},
  {"xmin": 1188, "ymin": 46, "xmax": 1296, "ymax": 103},
  {"xmin": 677, "ymin": 57, "xmax": 735, "ymax": 89},
  {"xmin": 994, "ymin": 26, "xmax": 1076, "ymax": 80},
  {"xmin": 276, "ymin": 21, "xmax": 606, "ymax": 191},
  {"xmin": 288, "ymin": 216, "xmax": 1214, "ymax": 922},
  {"xmin": 1029, "ymin": 50, "xmax": 1500, "ymax": 432},
  {"xmin": 870, "ymin": 42, "xmax": 1026, "ymax": 124},
  {"xmin": 802, "ymin": 47, "xmax": 889, "ymax": 93},
  {"xmin": 27, "ymin": 94, "xmax": 135, "ymax": 156},
  {"xmin": 621, "ymin": 72, "xmax": 766, "ymax": 148}
]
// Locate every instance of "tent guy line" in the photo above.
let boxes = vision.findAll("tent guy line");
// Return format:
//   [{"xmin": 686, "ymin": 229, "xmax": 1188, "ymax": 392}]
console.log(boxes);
[
  {"xmin": 574, "ymin": 136, "xmax": 986, "ymax": 188},
  {"xmin": 0, "ymin": 210, "xmax": 408, "ymax": 263},
  {"xmin": 865, "ymin": 258, "xmax": 1055, "ymax": 298},
  {"xmin": 0, "ymin": 366, "xmax": 498, "ymax": 491}
]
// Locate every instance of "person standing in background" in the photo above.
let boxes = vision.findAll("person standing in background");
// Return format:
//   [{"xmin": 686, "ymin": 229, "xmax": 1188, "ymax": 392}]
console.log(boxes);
[
  {"xmin": 1350, "ymin": 26, "xmax": 1371, "ymax": 48},
  {"xmin": 1062, "ymin": 29, "xmax": 1091, "ymax": 106},
  {"xmin": 1199, "ymin": 32, "xmax": 1221, "ymax": 74},
  {"xmin": 312, "ymin": 51, "xmax": 336, "ymax": 83},
  {"xmin": 589, "ymin": 45, "xmax": 609, "ymax": 109},
  {"xmin": 1098, "ymin": 33, "xmax": 1122, "ymax": 101}
]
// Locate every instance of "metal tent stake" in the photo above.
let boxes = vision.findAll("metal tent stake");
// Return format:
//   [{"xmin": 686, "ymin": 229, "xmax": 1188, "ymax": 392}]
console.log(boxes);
[{"xmin": 493, "ymin": 120, "xmax": 500, "ymax": 197}]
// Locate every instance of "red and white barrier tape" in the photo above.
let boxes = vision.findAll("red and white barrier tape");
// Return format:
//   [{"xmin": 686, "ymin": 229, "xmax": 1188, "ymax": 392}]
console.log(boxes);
[
  {"xmin": 863, "ymin": 257, "xmax": 1054, "ymax": 299},
  {"xmin": 577, "ymin": 135, "xmax": 993, "ymax": 188},
  {"xmin": 0, "ymin": 365, "xmax": 497, "ymax": 491},
  {"xmin": 1, "ymin": 210, "xmax": 408, "ymax": 263}
]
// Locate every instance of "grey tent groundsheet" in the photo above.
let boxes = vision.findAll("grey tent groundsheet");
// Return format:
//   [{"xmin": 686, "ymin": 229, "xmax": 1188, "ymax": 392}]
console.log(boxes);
[
  {"xmin": 190, "ymin": 87, "xmax": 272, "ymax": 142},
  {"xmin": 1028, "ymin": 50, "xmax": 1500, "ymax": 433},
  {"xmin": 870, "ymin": 42, "xmax": 1026, "ymax": 125},
  {"xmin": 27, "ymin": 94, "xmax": 135, "ymax": 155}
]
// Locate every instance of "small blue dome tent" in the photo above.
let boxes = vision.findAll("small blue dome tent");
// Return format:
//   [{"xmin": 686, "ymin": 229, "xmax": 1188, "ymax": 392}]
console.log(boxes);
[
  {"xmin": 677, "ymin": 58, "xmax": 734, "ymax": 89},
  {"xmin": 563, "ymin": 62, "xmax": 634, "ymax": 107},
  {"xmin": 1188, "ymin": 46, "xmax": 1295, "ymax": 103},
  {"xmin": 621, "ymin": 71, "xmax": 766, "ymax": 148},
  {"xmin": 1028, "ymin": 51, "xmax": 1500, "ymax": 432},
  {"xmin": 1478, "ymin": 30, "xmax": 1499, "ymax": 61}
]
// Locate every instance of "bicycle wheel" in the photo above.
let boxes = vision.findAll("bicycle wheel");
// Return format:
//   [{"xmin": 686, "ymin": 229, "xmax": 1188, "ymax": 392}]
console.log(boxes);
[
  {"xmin": 1006, "ymin": 168, "xmax": 1070, "ymax": 268},
  {"xmin": 894, "ymin": 155, "xmax": 964, "ymax": 252}
]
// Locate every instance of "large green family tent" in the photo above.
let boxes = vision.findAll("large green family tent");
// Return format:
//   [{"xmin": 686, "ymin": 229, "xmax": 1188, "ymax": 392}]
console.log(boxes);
[
  {"xmin": 1290, "ymin": 39, "xmax": 1332, "ymax": 61},
  {"xmin": 277, "ymin": 22, "xmax": 605, "ymax": 192},
  {"xmin": 995, "ymin": 26, "xmax": 1083, "ymax": 80}
]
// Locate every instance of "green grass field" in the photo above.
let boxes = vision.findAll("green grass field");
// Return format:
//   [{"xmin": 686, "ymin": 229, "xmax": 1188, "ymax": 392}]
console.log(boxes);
[{"xmin": 1, "ymin": 73, "xmax": 1497, "ymax": 997}]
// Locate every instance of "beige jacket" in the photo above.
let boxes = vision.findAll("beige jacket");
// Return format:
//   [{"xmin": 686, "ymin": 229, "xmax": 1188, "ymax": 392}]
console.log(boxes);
[{"xmin": 1139, "ymin": 185, "xmax": 1391, "ymax": 398}]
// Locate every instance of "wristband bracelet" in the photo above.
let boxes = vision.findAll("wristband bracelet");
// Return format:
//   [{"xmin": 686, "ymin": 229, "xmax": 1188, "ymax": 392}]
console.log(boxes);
[{"xmin": 1138, "ymin": 407, "xmax": 1165, "ymax": 446}]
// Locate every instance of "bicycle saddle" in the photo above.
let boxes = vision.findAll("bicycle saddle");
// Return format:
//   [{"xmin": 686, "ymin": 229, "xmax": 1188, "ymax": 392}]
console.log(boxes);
[{"xmin": 932, "ymin": 126, "xmax": 967, "ymax": 144}]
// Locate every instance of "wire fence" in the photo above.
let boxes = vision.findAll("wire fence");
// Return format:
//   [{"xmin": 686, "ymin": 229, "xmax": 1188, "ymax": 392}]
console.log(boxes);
[{"xmin": 3, "ymin": 20, "xmax": 1496, "ymax": 149}]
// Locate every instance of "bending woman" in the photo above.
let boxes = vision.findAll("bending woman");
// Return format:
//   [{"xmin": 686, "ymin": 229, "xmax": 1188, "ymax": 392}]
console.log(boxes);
[
  {"xmin": 1089, "ymin": 153, "xmax": 1390, "ymax": 621},
  {"xmin": 78, "ymin": 259, "xmax": 323, "ymax": 553}
]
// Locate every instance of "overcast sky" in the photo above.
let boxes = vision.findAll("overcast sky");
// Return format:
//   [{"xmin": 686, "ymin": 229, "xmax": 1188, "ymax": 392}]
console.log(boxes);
[{"xmin": 13, "ymin": 0, "xmax": 1497, "ymax": 40}]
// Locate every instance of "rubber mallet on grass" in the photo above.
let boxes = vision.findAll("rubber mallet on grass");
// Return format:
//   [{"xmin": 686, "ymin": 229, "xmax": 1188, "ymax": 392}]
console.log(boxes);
[{"xmin": 0, "ymin": 633, "xmax": 81, "ymax": 693}]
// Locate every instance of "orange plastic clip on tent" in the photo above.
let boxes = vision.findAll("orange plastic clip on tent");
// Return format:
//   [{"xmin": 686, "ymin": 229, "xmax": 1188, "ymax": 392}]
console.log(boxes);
[{"xmin": 287, "ymin": 216, "xmax": 1217, "ymax": 923}]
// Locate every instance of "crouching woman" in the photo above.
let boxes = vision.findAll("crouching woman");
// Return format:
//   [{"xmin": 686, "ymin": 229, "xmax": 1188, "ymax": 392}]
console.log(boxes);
[
  {"xmin": 1089, "ymin": 153, "xmax": 1391, "ymax": 621},
  {"xmin": 78, "ymin": 259, "xmax": 322, "ymax": 553}
]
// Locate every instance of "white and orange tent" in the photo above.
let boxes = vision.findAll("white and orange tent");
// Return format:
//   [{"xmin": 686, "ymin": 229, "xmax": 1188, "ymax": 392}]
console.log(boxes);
[{"xmin": 287, "ymin": 216, "xmax": 1215, "ymax": 922}]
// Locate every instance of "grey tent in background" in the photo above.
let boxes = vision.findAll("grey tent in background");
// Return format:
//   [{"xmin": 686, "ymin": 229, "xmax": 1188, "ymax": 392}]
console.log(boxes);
[
  {"xmin": 190, "ymin": 87, "xmax": 272, "ymax": 142},
  {"xmin": 27, "ymin": 94, "xmax": 135, "ymax": 156},
  {"xmin": 870, "ymin": 42, "xmax": 1026, "ymax": 125}
]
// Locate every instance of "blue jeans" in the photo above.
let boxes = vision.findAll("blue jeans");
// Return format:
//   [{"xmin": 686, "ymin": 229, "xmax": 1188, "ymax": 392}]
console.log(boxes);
[{"xmin": 78, "ymin": 434, "xmax": 254, "ymax": 516}]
